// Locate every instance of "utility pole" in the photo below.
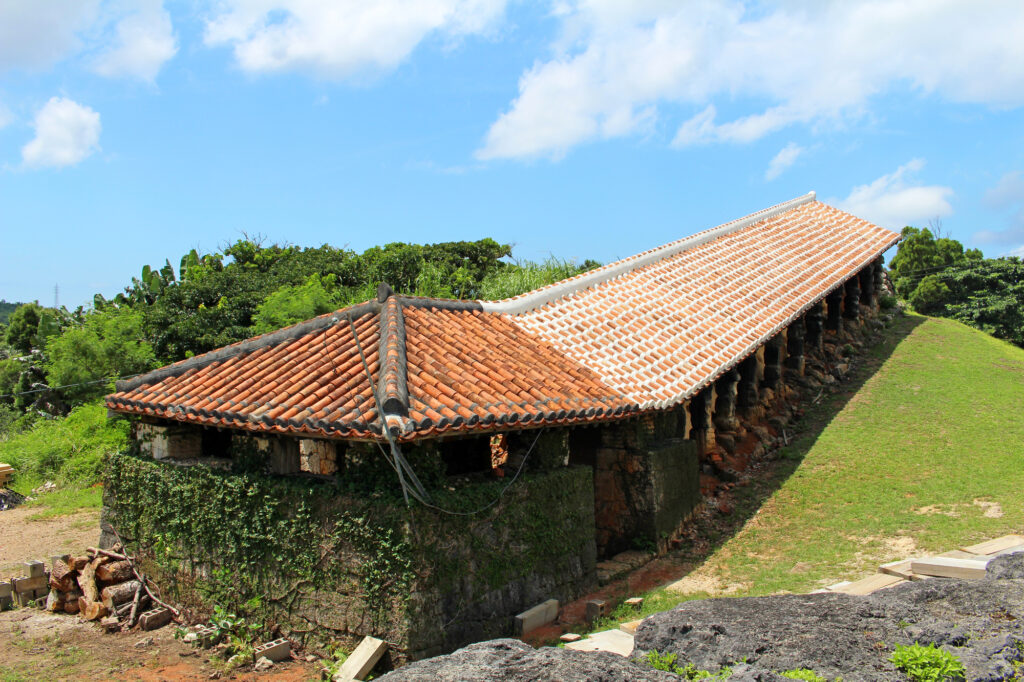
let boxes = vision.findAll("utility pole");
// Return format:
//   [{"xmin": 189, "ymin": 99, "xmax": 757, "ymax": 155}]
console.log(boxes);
[{"xmin": 54, "ymin": 284, "xmax": 59, "ymax": 309}]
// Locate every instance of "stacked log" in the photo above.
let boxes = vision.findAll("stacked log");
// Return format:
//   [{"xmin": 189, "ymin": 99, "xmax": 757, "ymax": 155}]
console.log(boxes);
[{"xmin": 44, "ymin": 546, "xmax": 163, "ymax": 630}]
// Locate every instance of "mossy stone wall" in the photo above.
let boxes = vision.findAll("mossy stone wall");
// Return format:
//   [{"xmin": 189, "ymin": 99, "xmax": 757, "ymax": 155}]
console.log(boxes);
[{"xmin": 102, "ymin": 451, "xmax": 596, "ymax": 660}]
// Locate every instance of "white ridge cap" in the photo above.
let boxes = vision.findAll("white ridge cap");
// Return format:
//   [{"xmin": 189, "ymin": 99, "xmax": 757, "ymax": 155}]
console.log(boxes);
[{"xmin": 480, "ymin": 191, "xmax": 817, "ymax": 316}]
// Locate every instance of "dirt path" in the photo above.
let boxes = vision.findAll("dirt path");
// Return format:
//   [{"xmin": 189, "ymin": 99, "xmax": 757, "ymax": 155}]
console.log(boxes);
[
  {"xmin": 0, "ymin": 609, "xmax": 321, "ymax": 681},
  {"xmin": 0, "ymin": 507, "xmax": 102, "ymax": 574}
]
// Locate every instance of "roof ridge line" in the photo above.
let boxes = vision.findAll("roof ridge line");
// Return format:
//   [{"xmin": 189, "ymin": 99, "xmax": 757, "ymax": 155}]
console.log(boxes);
[
  {"xmin": 377, "ymin": 290, "xmax": 410, "ymax": 423},
  {"xmin": 480, "ymin": 191, "xmax": 817, "ymax": 316}
]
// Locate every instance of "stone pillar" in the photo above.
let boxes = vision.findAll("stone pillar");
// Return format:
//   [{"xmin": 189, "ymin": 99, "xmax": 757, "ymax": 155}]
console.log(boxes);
[
  {"xmin": 736, "ymin": 351, "xmax": 763, "ymax": 416},
  {"xmin": 299, "ymin": 439, "xmax": 338, "ymax": 475},
  {"xmin": 843, "ymin": 276, "xmax": 861, "ymax": 321},
  {"xmin": 713, "ymin": 369, "xmax": 740, "ymax": 433},
  {"xmin": 688, "ymin": 386, "xmax": 715, "ymax": 452},
  {"xmin": 762, "ymin": 331, "xmax": 786, "ymax": 390},
  {"xmin": 825, "ymin": 289, "xmax": 844, "ymax": 334},
  {"xmin": 804, "ymin": 302, "xmax": 824, "ymax": 353},
  {"xmin": 675, "ymin": 401, "xmax": 692, "ymax": 443},
  {"xmin": 873, "ymin": 258, "xmax": 885, "ymax": 305},
  {"xmin": 858, "ymin": 265, "xmax": 875, "ymax": 307},
  {"xmin": 136, "ymin": 422, "xmax": 201, "ymax": 461},
  {"xmin": 785, "ymin": 318, "xmax": 805, "ymax": 375}
]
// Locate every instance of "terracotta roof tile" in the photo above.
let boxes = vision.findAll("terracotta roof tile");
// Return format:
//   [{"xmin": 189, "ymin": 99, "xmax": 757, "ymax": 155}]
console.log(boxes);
[{"xmin": 107, "ymin": 194, "xmax": 898, "ymax": 441}]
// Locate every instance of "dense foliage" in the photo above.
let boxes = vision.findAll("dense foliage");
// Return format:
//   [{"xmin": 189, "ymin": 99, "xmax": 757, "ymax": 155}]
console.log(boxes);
[
  {"xmin": 889, "ymin": 227, "xmax": 1024, "ymax": 346},
  {"xmin": 0, "ymin": 238, "xmax": 598, "ymax": 494},
  {"xmin": 0, "ymin": 299, "xmax": 23, "ymax": 325},
  {"xmin": 0, "ymin": 402, "xmax": 129, "ymax": 490}
]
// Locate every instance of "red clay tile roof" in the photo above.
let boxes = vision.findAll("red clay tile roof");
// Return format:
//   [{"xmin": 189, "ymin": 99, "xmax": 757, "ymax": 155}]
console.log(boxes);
[{"xmin": 106, "ymin": 193, "xmax": 899, "ymax": 442}]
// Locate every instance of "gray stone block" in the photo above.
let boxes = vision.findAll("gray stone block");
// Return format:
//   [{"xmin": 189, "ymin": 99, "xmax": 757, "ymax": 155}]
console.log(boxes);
[
  {"xmin": 25, "ymin": 560, "xmax": 45, "ymax": 578},
  {"xmin": 140, "ymin": 607, "xmax": 173, "ymax": 630},
  {"xmin": 255, "ymin": 638, "xmax": 291, "ymax": 662},
  {"xmin": 514, "ymin": 599, "xmax": 559, "ymax": 635}
]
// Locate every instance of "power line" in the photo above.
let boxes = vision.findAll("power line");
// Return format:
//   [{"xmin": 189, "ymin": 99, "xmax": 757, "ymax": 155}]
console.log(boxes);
[{"xmin": 891, "ymin": 258, "xmax": 1024, "ymax": 282}]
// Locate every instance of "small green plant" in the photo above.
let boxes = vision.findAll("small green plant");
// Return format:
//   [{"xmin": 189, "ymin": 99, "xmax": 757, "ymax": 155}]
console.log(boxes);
[
  {"xmin": 879, "ymin": 294, "xmax": 897, "ymax": 310},
  {"xmin": 640, "ymin": 651, "xmax": 730, "ymax": 680},
  {"xmin": 781, "ymin": 669, "xmax": 827, "ymax": 681},
  {"xmin": 644, "ymin": 650, "xmax": 681, "ymax": 672},
  {"xmin": 840, "ymin": 343, "xmax": 856, "ymax": 357},
  {"xmin": 889, "ymin": 643, "xmax": 965, "ymax": 682},
  {"xmin": 209, "ymin": 604, "xmax": 261, "ymax": 645}
]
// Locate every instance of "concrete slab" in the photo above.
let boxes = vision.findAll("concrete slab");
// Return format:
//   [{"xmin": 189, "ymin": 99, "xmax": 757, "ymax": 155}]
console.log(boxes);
[
  {"xmin": 514, "ymin": 599, "xmax": 558, "ymax": 635},
  {"xmin": 619, "ymin": 619, "xmax": 643, "ymax": 635},
  {"xmin": 564, "ymin": 629, "xmax": 635, "ymax": 657},
  {"xmin": 962, "ymin": 535, "xmax": 1024, "ymax": 556},
  {"xmin": 334, "ymin": 636, "xmax": 387, "ymax": 682},
  {"xmin": 911, "ymin": 556, "xmax": 990, "ymax": 580},
  {"xmin": 825, "ymin": 581, "xmax": 852, "ymax": 591},
  {"xmin": 879, "ymin": 559, "xmax": 917, "ymax": 580},
  {"xmin": 828, "ymin": 573, "xmax": 905, "ymax": 596}
]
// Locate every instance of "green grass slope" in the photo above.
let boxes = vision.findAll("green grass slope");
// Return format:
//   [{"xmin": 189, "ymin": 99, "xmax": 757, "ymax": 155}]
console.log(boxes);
[
  {"xmin": 599, "ymin": 313, "xmax": 1024, "ymax": 627},
  {"xmin": 713, "ymin": 313, "xmax": 1024, "ymax": 594}
]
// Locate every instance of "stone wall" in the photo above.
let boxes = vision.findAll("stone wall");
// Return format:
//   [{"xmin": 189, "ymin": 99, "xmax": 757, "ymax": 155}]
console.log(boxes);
[
  {"xmin": 102, "ymin": 453, "xmax": 596, "ymax": 662},
  {"xmin": 577, "ymin": 410, "xmax": 700, "ymax": 557}
]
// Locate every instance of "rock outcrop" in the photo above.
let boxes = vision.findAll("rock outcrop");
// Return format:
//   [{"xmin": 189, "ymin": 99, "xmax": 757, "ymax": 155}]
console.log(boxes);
[
  {"xmin": 377, "ymin": 638, "xmax": 677, "ymax": 681},
  {"xmin": 635, "ymin": 552, "xmax": 1024, "ymax": 681},
  {"xmin": 382, "ymin": 554, "xmax": 1024, "ymax": 681}
]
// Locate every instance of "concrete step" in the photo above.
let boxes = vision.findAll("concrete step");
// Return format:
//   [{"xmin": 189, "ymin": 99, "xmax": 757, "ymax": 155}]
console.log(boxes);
[{"xmin": 564, "ymin": 628, "xmax": 635, "ymax": 657}]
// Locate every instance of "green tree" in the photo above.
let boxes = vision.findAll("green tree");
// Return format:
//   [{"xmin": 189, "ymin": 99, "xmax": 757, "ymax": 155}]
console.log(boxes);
[
  {"xmin": 45, "ymin": 307, "xmax": 157, "ymax": 404},
  {"xmin": 252, "ymin": 274, "xmax": 345, "ymax": 334},
  {"xmin": 907, "ymin": 274, "xmax": 951, "ymax": 314},
  {"xmin": 0, "ymin": 358, "xmax": 21, "ymax": 404},
  {"xmin": 5, "ymin": 303, "xmax": 43, "ymax": 353}
]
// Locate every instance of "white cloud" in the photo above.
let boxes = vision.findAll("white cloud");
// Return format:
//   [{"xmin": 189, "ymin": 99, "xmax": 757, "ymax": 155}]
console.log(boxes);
[
  {"xmin": 976, "ymin": 171, "xmax": 1024, "ymax": 246},
  {"xmin": 204, "ymin": 0, "xmax": 507, "ymax": 79},
  {"xmin": 0, "ymin": 0, "xmax": 99, "ymax": 70},
  {"xmin": 478, "ymin": 1, "xmax": 1024, "ymax": 160},
  {"xmin": 92, "ymin": 0, "xmax": 177, "ymax": 81},
  {"xmin": 764, "ymin": 142, "xmax": 803, "ymax": 181},
  {"xmin": 983, "ymin": 171, "xmax": 1024, "ymax": 209},
  {"xmin": 21, "ymin": 97, "xmax": 102, "ymax": 169},
  {"xmin": 833, "ymin": 160, "xmax": 953, "ymax": 230}
]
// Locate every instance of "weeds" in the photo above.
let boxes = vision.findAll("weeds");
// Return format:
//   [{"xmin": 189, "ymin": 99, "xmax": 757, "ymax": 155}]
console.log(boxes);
[{"xmin": 889, "ymin": 643, "xmax": 965, "ymax": 682}]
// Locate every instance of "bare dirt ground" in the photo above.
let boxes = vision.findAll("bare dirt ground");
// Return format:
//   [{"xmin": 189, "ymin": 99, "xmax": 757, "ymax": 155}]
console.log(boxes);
[
  {"xmin": 0, "ymin": 608, "xmax": 322, "ymax": 681},
  {"xmin": 1, "ymin": 506, "xmax": 323, "ymax": 680},
  {"xmin": 0, "ymin": 507, "xmax": 102, "ymax": 574}
]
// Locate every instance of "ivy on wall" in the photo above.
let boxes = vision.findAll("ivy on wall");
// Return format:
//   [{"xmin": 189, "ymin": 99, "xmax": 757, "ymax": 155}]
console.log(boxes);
[{"xmin": 104, "ymin": 449, "xmax": 596, "ymax": 656}]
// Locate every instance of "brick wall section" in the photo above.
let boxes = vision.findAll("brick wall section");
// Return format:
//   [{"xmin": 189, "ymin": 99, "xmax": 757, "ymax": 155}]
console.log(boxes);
[{"xmin": 584, "ymin": 409, "xmax": 700, "ymax": 557}]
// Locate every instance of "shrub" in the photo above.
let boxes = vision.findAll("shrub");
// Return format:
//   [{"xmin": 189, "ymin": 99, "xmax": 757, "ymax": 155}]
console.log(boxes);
[
  {"xmin": 781, "ymin": 670, "xmax": 828, "ymax": 681},
  {"xmin": 908, "ymin": 275, "xmax": 952, "ymax": 315},
  {"xmin": 889, "ymin": 643, "xmax": 965, "ymax": 682},
  {"xmin": 0, "ymin": 401, "xmax": 129, "ymax": 490},
  {"xmin": 641, "ymin": 650, "xmax": 730, "ymax": 679},
  {"xmin": 879, "ymin": 294, "xmax": 897, "ymax": 310}
]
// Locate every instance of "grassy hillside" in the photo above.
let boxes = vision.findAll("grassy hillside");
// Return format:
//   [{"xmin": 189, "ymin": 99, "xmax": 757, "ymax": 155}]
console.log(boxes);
[{"xmin": 599, "ymin": 313, "xmax": 1024, "ymax": 626}]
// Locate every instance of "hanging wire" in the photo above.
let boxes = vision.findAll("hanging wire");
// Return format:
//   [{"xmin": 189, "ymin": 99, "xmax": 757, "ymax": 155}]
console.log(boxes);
[{"xmin": 338, "ymin": 312, "xmax": 546, "ymax": 516}]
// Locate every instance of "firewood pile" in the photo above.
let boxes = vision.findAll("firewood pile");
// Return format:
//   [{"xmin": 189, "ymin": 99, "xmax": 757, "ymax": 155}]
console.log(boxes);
[{"xmin": 44, "ymin": 542, "xmax": 179, "ymax": 632}]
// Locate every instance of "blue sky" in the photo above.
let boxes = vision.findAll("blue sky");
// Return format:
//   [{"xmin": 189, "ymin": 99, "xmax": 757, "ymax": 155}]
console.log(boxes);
[{"xmin": 2, "ymin": 1, "xmax": 1023, "ymax": 309}]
